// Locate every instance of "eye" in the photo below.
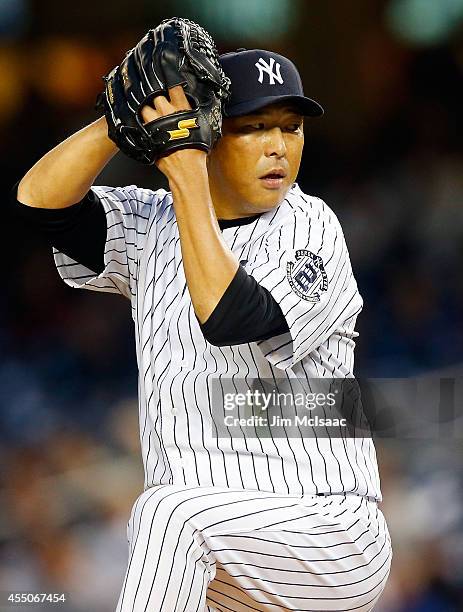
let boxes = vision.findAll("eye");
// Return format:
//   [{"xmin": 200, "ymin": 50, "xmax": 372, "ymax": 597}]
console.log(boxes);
[
  {"xmin": 241, "ymin": 123, "xmax": 265, "ymax": 132},
  {"xmin": 285, "ymin": 123, "xmax": 303, "ymax": 133}
]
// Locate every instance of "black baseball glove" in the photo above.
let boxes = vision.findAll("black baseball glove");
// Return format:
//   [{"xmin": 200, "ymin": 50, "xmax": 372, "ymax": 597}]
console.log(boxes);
[{"xmin": 96, "ymin": 18, "xmax": 231, "ymax": 165}]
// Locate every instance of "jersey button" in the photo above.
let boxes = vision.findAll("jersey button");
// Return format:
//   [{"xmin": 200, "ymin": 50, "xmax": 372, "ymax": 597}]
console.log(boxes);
[{"xmin": 171, "ymin": 405, "xmax": 178, "ymax": 415}]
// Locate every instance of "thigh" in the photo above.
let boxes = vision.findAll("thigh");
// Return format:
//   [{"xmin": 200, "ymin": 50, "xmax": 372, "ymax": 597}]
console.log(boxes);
[
  {"xmin": 204, "ymin": 495, "xmax": 392, "ymax": 611},
  {"xmin": 128, "ymin": 485, "xmax": 391, "ymax": 612}
]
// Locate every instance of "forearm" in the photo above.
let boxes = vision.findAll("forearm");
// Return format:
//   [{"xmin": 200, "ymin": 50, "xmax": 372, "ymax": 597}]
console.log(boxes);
[
  {"xmin": 169, "ymin": 152, "xmax": 239, "ymax": 323},
  {"xmin": 17, "ymin": 116, "xmax": 118, "ymax": 209}
]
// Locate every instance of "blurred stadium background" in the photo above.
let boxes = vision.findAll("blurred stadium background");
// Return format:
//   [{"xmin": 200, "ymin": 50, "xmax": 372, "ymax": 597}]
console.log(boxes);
[{"xmin": 1, "ymin": 0, "xmax": 463, "ymax": 610}]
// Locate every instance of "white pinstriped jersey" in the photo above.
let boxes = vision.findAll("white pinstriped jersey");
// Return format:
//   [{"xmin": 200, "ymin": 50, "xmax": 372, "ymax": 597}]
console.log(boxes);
[{"xmin": 53, "ymin": 183, "xmax": 382, "ymax": 501}]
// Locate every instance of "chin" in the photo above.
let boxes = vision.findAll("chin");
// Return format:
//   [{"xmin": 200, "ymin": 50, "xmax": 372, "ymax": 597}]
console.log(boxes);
[{"xmin": 252, "ymin": 188, "xmax": 288, "ymax": 211}]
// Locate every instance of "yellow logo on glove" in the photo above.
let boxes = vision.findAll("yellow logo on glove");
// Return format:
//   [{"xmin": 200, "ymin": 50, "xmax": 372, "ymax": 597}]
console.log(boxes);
[{"xmin": 167, "ymin": 118, "xmax": 199, "ymax": 140}]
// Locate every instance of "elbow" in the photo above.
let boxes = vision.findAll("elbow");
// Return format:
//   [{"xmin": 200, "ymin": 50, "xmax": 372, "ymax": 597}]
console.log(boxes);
[{"xmin": 17, "ymin": 176, "xmax": 41, "ymax": 208}]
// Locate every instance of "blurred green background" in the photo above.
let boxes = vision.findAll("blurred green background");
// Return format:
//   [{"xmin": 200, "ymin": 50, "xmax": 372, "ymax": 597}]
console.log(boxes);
[{"xmin": 1, "ymin": 0, "xmax": 463, "ymax": 610}]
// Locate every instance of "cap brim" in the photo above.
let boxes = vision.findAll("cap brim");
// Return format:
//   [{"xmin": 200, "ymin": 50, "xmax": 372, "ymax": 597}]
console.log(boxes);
[{"xmin": 224, "ymin": 94, "xmax": 324, "ymax": 118}]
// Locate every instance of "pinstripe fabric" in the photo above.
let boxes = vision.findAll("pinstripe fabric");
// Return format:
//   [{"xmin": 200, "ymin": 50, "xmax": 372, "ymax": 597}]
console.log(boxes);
[
  {"xmin": 52, "ymin": 182, "xmax": 380, "ymax": 502},
  {"xmin": 52, "ymin": 183, "xmax": 391, "ymax": 609},
  {"xmin": 116, "ymin": 485, "xmax": 392, "ymax": 611}
]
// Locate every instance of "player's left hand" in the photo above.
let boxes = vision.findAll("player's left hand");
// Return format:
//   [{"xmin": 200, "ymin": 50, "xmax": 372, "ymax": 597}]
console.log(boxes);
[
  {"xmin": 141, "ymin": 85, "xmax": 207, "ymax": 178},
  {"xmin": 95, "ymin": 19, "xmax": 230, "ymax": 166}
]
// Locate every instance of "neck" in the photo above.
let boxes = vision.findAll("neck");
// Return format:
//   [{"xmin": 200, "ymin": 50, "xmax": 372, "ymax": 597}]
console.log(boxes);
[
  {"xmin": 208, "ymin": 179, "xmax": 243, "ymax": 220},
  {"xmin": 209, "ymin": 176, "xmax": 269, "ymax": 220}
]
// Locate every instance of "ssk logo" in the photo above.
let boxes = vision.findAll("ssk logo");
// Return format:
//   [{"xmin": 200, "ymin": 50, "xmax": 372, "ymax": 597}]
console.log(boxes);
[
  {"xmin": 286, "ymin": 250, "xmax": 328, "ymax": 302},
  {"xmin": 255, "ymin": 57, "xmax": 284, "ymax": 85},
  {"xmin": 167, "ymin": 118, "xmax": 199, "ymax": 141}
]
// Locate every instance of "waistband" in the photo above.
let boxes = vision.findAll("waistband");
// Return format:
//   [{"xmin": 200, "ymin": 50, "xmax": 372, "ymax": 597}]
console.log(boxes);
[{"xmin": 312, "ymin": 492, "xmax": 379, "ymax": 504}]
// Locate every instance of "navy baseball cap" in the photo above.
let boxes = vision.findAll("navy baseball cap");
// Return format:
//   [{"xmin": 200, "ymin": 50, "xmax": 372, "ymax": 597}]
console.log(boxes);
[{"xmin": 219, "ymin": 48, "xmax": 324, "ymax": 118}]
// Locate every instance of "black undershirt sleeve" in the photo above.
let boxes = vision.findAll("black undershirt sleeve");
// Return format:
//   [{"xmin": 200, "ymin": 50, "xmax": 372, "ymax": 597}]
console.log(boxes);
[
  {"xmin": 199, "ymin": 265, "xmax": 289, "ymax": 346},
  {"xmin": 10, "ymin": 181, "xmax": 289, "ymax": 344},
  {"xmin": 9, "ymin": 181, "xmax": 107, "ymax": 274}
]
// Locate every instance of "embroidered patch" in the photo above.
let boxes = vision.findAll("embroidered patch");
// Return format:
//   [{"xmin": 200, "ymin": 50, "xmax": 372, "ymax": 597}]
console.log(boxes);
[{"xmin": 286, "ymin": 249, "xmax": 328, "ymax": 302}]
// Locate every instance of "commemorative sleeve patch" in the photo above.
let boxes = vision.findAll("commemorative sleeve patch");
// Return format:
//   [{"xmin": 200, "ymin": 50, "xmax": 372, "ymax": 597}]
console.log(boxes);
[{"xmin": 286, "ymin": 249, "xmax": 328, "ymax": 302}]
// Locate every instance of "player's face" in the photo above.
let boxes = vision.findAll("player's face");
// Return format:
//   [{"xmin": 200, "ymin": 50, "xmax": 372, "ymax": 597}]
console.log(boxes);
[{"xmin": 208, "ymin": 103, "xmax": 304, "ymax": 217}]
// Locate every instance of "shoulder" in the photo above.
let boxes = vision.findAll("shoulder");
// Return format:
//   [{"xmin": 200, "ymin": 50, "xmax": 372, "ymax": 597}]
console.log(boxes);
[
  {"xmin": 270, "ymin": 184, "xmax": 343, "ymax": 233},
  {"xmin": 91, "ymin": 184, "xmax": 173, "ymax": 218}
]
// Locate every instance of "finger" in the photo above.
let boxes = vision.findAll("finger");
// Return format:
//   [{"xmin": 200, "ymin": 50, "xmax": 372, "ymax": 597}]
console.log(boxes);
[
  {"xmin": 153, "ymin": 94, "xmax": 173, "ymax": 115},
  {"xmin": 169, "ymin": 85, "xmax": 191, "ymax": 110},
  {"xmin": 141, "ymin": 104, "xmax": 160, "ymax": 124}
]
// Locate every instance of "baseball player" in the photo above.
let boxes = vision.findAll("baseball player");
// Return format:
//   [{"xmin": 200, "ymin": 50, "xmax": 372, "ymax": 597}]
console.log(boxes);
[{"xmin": 12, "ymin": 20, "xmax": 392, "ymax": 612}]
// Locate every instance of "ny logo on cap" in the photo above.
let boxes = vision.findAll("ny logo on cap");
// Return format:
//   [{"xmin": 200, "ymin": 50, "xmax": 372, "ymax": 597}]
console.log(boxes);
[{"xmin": 255, "ymin": 57, "xmax": 283, "ymax": 85}]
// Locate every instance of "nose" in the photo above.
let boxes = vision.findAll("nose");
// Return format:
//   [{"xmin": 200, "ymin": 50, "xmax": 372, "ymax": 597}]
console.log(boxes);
[{"xmin": 264, "ymin": 127, "xmax": 286, "ymax": 158}]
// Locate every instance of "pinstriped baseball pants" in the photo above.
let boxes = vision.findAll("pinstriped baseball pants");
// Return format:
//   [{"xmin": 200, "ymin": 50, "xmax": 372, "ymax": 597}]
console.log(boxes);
[{"xmin": 115, "ymin": 484, "xmax": 392, "ymax": 612}]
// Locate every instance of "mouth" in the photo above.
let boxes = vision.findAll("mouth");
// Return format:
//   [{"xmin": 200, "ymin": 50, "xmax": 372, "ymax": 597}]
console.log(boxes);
[{"xmin": 259, "ymin": 168, "xmax": 287, "ymax": 189}]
